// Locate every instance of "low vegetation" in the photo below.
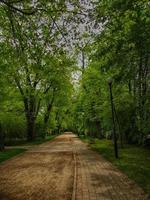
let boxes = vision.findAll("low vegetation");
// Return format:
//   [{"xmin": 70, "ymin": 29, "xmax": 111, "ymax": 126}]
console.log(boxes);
[
  {"xmin": 5, "ymin": 135, "xmax": 57, "ymax": 146},
  {"xmin": 80, "ymin": 135, "xmax": 150, "ymax": 196},
  {"xmin": 0, "ymin": 135, "xmax": 57, "ymax": 163},
  {"xmin": 0, "ymin": 149, "xmax": 26, "ymax": 163}
]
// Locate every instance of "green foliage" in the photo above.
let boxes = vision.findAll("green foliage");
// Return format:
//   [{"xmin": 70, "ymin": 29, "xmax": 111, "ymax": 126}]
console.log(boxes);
[
  {"xmin": 0, "ymin": 0, "xmax": 76, "ymax": 143},
  {"xmin": 72, "ymin": 0, "xmax": 150, "ymax": 145},
  {"xmin": 0, "ymin": 0, "xmax": 149, "ymax": 149},
  {"xmin": 0, "ymin": 149, "xmax": 26, "ymax": 163},
  {"xmin": 81, "ymin": 137, "xmax": 150, "ymax": 196}
]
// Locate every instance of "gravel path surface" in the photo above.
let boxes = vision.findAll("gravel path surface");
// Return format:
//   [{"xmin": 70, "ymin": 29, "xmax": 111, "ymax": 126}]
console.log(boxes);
[{"xmin": 0, "ymin": 133, "xmax": 149, "ymax": 200}]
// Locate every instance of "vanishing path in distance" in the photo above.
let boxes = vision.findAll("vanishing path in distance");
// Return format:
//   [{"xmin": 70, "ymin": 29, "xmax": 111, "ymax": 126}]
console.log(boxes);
[{"xmin": 0, "ymin": 133, "xmax": 148, "ymax": 200}]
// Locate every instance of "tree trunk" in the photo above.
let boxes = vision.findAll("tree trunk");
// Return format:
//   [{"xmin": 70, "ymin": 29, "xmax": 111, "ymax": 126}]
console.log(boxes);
[
  {"xmin": 44, "ymin": 103, "xmax": 53, "ymax": 125},
  {"xmin": 0, "ymin": 141, "xmax": 4, "ymax": 151},
  {"xmin": 0, "ymin": 124, "xmax": 4, "ymax": 151},
  {"xmin": 44, "ymin": 92, "xmax": 55, "ymax": 133},
  {"xmin": 138, "ymin": 54, "xmax": 144, "ymax": 144},
  {"xmin": 95, "ymin": 120, "xmax": 103, "ymax": 139},
  {"xmin": 26, "ymin": 115, "xmax": 36, "ymax": 141},
  {"xmin": 24, "ymin": 96, "xmax": 40, "ymax": 141}
]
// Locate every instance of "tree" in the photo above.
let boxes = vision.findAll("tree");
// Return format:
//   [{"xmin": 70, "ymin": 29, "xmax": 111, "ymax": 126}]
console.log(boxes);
[{"xmin": 0, "ymin": 0, "xmax": 77, "ymax": 141}]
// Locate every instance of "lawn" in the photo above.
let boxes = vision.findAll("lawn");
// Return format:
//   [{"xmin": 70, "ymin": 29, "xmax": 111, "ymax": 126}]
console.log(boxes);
[
  {"xmin": 0, "ymin": 148, "xmax": 26, "ymax": 163},
  {"xmin": 0, "ymin": 135, "xmax": 57, "ymax": 163},
  {"xmin": 80, "ymin": 135, "xmax": 150, "ymax": 196},
  {"xmin": 5, "ymin": 135, "xmax": 57, "ymax": 146}
]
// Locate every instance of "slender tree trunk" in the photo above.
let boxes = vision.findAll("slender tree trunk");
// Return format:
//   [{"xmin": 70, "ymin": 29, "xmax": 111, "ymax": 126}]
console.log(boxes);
[
  {"xmin": 0, "ymin": 123, "xmax": 4, "ymax": 151},
  {"xmin": 128, "ymin": 80, "xmax": 132, "ymax": 94},
  {"xmin": 44, "ymin": 92, "xmax": 55, "ymax": 135},
  {"xmin": 44, "ymin": 101, "xmax": 54, "ymax": 125},
  {"xmin": 95, "ymin": 120, "xmax": 102, "ymax": 139},
  {"xmin": 138, "ymin": 54, "xmax": 144, "ymax": 144},
  {"xmin": 82, "ymin": 50, "xmax": 85, "ymax": 74},
  {"xmin": 44, "ymin": 103, "xmax": 53, "ymax": 135}
]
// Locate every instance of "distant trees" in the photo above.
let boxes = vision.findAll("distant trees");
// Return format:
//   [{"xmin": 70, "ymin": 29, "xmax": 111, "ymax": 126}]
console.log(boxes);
[
  {"xmin": 73, "ymin": 0, "xmax": 150, "ymax": 145},
  {"xmin": 0, "ymin": 0, "xmax": 149, "ymax": 149}
]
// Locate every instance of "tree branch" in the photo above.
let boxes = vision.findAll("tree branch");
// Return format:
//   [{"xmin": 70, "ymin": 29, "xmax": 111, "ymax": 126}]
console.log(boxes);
[{"xmin": 0, "ymin": 0, "xmax": 37, "ymax": 15}]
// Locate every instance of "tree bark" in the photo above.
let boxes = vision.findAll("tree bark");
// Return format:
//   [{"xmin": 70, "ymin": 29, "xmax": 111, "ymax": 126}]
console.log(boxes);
[
  {"xmin": 26, "ymin": 114, "xmax": 36, "ymax": 141},
  {"xmin": 24, "ymin": 96, "xmax": 39, "ymax": 141},
  {"xmin": 44, "ymin": 101, "xmax": 54, "ymax": 125},
  {"xmin": 0, "ymin": 123, "xmax": 4, "ymax": 151},
  {"xmin": 138, "ymin": 54, "xmax": 144, "ymax": 144},
  {"xmin": 44, "ymin": 90, "xmax": 55, "ymax": 126}
]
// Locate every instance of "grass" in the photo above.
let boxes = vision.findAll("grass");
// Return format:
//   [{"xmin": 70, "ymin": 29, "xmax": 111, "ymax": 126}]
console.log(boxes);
[
  {"xmin": 0, "ymin": 148, "xmax": 26, "ymax": 163},
  {"xmin": 22, "ymin": 135, "xmax": 57, "ymax": 145},
  {"xmin": 1, "ymin": 135, "xmax": 57, "ymax": 163},
  {"xmin": 5, "ymin": 135, "xmax": 57, "ymax": 146},
  {"xmin": 80, "ymin": 135, "xmax": 150, "ymax": 197}
]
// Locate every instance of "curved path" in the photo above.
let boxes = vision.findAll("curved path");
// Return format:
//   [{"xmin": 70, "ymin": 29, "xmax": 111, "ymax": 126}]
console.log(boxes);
[{"xmin": 0, "ymin": 133, "xmax": 149, "ymax": 200}]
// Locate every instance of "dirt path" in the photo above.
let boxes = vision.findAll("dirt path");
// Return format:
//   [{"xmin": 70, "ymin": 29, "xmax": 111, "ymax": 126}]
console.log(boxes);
[{"xmin": 0, "ymin": 133, "xmax": 149, "ymax": 200}]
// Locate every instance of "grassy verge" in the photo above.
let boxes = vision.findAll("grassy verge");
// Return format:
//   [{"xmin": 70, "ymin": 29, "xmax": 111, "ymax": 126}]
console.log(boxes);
[
  {"xmin": 0, "ymin": 148, "xmax": 26, "ymax": 163},
  {"xmin": 5, "ymin": 135, "xmax": 57, "ymax": 146},
  {"xmin": 80, "ymin": 135, "xmax": 150, "ymax": 196},
  {"xmin": 21, "ymin": 135, "xmax": 57, "ymax": 146},
  {"xmin": 0, "ymin": 135, "xmax": 57, "ymax": 163}
]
